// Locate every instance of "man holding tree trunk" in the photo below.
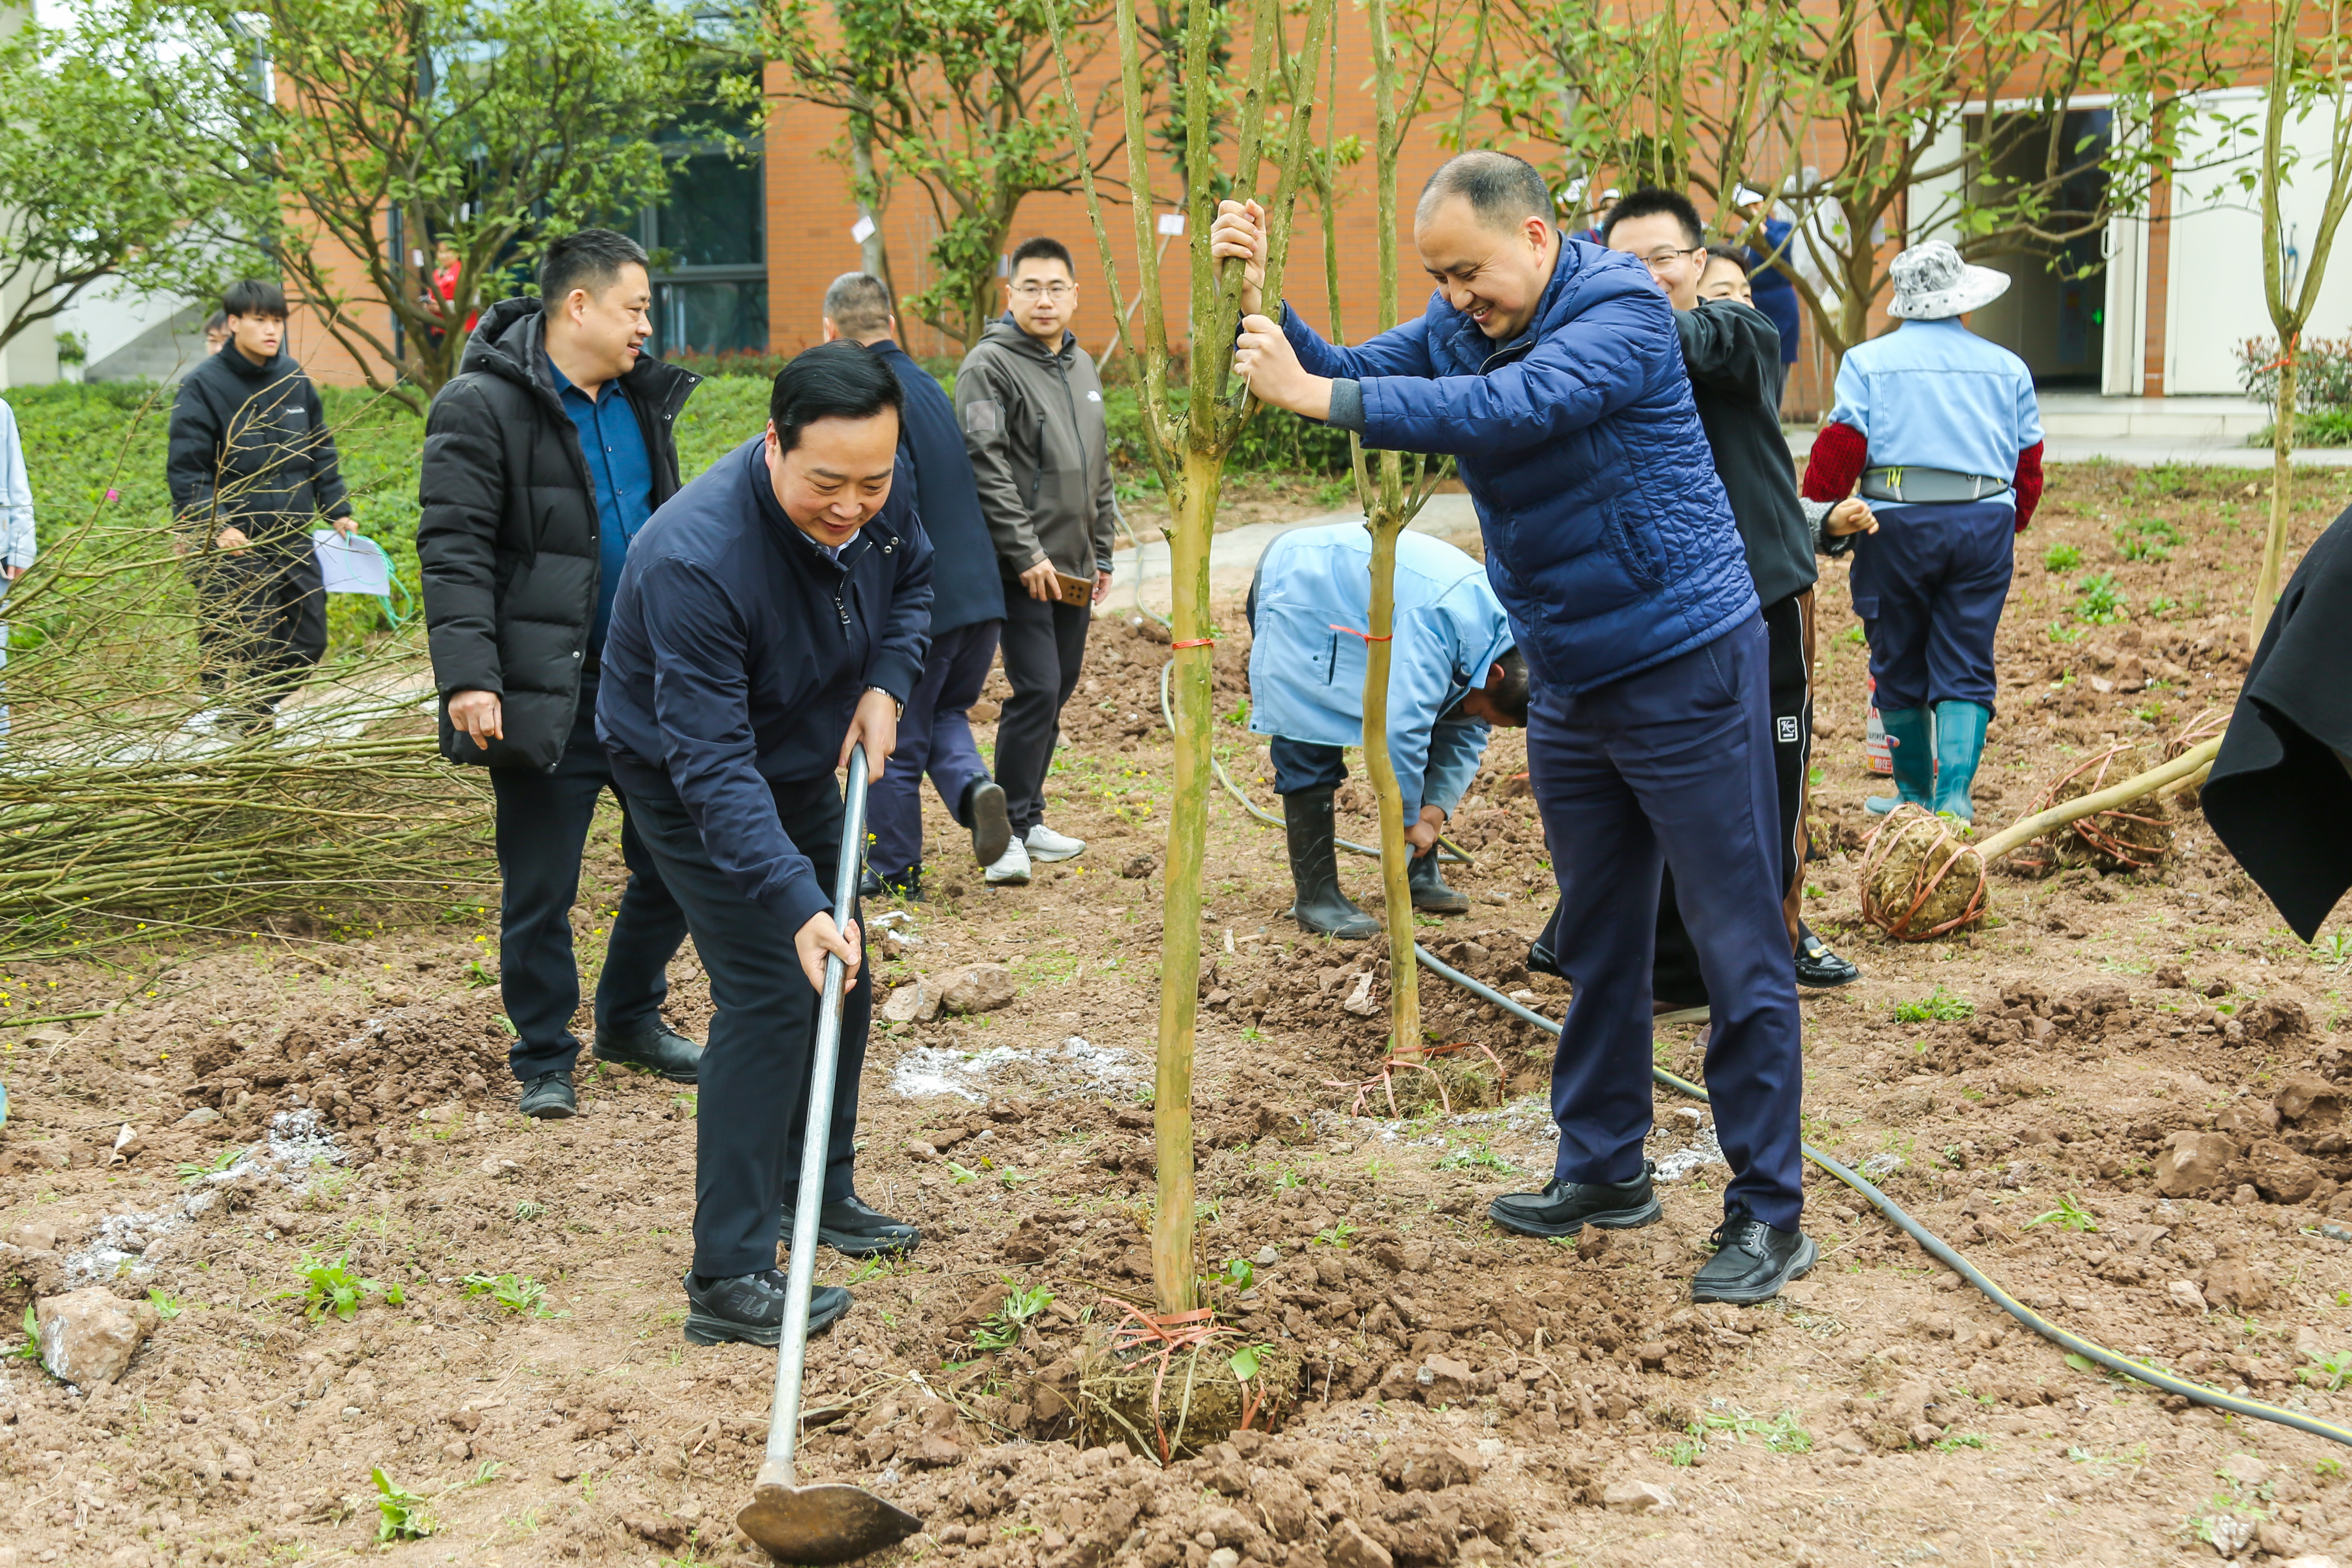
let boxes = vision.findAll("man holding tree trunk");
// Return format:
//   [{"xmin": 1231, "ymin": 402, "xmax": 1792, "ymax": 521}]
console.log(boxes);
[{"xmin": 1214, "ymin": 150, "xmax": 1815, "ymax": 1306}]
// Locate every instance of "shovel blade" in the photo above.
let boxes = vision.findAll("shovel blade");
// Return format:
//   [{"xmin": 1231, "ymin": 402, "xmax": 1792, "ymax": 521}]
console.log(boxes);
[{"xmin": 738, "ymin": 1480, "xmax": 923, "ymax": 1564}]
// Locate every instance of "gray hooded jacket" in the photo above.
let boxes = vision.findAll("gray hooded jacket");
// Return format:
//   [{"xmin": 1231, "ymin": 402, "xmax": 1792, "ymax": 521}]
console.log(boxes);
[{"xmin": 954, "ymin": 318, "xmax": 1120, "ymax": 580}]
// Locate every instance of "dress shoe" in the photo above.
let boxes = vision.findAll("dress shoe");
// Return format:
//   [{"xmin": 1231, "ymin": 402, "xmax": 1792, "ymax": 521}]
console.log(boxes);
[
  {"xmin": 1487, "ymin": 1164, "xmax": 1661, "ymax": 1238},
  {"xmin": 1691, "ymin": 1209, "xmax": 1818, "ymax": 1304}
]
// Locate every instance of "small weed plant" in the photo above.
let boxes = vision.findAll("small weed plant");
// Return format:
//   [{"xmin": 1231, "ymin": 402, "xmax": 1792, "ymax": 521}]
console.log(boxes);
[
  {"xmin": 2025, "ymin": 1193, "xmax": 2100, "ymax": 1233},
  {"xmin": 12, "ymin": 1306, "xmax": 39, "ymax": 1363},
  {"xmin": 2074, "ymin": 573, "xmax": 2128, "ymax": 625},
  {"xmin": 973, "ymin": 1284, "xmax": 1055, "ymax": 1352},
  {"xmin": 2043, "ymin": 543, "xmax": 2083, "ymax": 572},
  {"xmin": 1893, "ymin": 987, "xmax": 1974, "ymax": 1023},
  {"xmin": 463, "ymin": 1272, "xmax": 555, "ymax": 1318},
  {"xmin": 176, "ymin": 1147, "xmax": 244, "ymax": 1186},
  {"xmin": 1313, "ymin": 1219, "xmax": 1360, "ymax": 1248},
  {"xmin": 285, "ymin": 1252, "xmax": 401, "ymax": 1321},
  {"xmin": 371, "ymin": 1467, "xmax": 434, "ymax": 1542}
]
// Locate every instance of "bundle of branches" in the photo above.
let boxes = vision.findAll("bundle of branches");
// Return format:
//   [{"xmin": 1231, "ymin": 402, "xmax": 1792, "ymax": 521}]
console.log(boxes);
[
  {"xmin": 0, "ymin": 394, "xmax": 489, "ymax": 956},
  {"xmin": 1860, "ymin": 737, "xmax": 2223, "ymax": 941}
]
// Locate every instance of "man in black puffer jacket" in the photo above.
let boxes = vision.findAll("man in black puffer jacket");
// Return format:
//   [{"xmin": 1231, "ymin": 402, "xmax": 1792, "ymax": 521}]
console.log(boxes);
[
  {"xmin": 167, "ymin": 278, "xmax": 352, "ymax": 728},
  {"xmin": 418, "ymin": 229, "xmax": 703, "ymax": 1120}
]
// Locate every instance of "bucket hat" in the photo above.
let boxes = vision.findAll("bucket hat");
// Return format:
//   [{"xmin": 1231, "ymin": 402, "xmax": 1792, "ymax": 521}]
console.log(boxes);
[{"xmin": 1888, "ymin": 240, "xmax": 2009, "ymax": 320}]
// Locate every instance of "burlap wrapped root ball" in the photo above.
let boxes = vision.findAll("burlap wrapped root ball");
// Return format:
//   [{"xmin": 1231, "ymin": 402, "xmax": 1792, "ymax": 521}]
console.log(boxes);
[{"xmin": 1860, "ymin": 806, "xmax": 1988, "ymax": 940}]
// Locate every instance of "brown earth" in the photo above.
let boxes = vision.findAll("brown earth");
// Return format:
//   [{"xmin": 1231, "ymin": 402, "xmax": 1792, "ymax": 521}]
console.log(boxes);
[{"xmin": 5, "ymin": 462, "xmax": 2352, "ymax": 1568}]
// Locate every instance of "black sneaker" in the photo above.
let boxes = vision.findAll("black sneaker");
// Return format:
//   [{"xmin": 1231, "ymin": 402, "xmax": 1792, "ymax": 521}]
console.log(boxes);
[
  {"xmin": 1487, "ymin": 1164, "xmax": 1662, "ymax": 1238},
  {"xmin": 780, "ymin": 1194, "xmax": 922, "ymax": 1257},
  {"xmin": 1691, "ymin": 1210, "xmax": 1818, "ymax": 1305},
  {"xmin": 517, "ymin": 1072, "xmax": 576, "ymax": 1120},
  {"xmin": 682, "ymin": 1269, "xmax": 851, "ymax": 1347},
  {"xmin": 592, "ymin": 1022, "xmax": 702, "ymax": 1082},
  {"xmin": 965, "ymin": 779, "xmax": 1013, "ymax": 868},
  {"xmin": 1793, "ymin": 921, "xmax": 1859, "ymax": 989}
]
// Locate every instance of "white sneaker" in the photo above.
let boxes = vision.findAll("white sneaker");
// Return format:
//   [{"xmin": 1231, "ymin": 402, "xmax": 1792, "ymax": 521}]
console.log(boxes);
[
  {"xmin": 1024, "ymin": 823, "xmax": 1086, "ymax": 862},
  {"xmin": 984, "ymin": 839, "xmax": 1033, "ymax": 886}
]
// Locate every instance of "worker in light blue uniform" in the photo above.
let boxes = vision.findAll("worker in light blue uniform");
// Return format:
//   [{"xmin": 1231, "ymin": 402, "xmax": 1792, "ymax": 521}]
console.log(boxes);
[
  {"xmin": 1801, "ymin": 241, "xmax": 2045, "ymax": 821},
  {"xmin": 1246, "ymin": 523, "xmax": 1526, "ymax": 938}
]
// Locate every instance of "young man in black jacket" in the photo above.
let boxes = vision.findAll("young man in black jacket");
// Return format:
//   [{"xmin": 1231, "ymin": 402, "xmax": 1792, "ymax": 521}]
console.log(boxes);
[
  {"xmin": 1577, "ymin": 188, "xmax": 1859, "ymax": 996},
  {"xmin": 417, "ymin": 229, "xmax": 702, "ymax": 1121},
  {"xmin": 820, "ymin": 272, "xmax": 1012, "ymax": 897},
  {"xmin": 167, "ymin": 279, "xmax": 353, "ymax": 729},
  {"xmin": 598, "ymin": 343, "xmax": 933, "ymax": 1346}
]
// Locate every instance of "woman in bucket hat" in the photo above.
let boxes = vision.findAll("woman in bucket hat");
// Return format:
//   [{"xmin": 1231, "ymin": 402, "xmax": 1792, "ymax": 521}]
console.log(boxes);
[{"xmin": 1799, "ymin": 240, "xmax": 2045, "ymax": 821}]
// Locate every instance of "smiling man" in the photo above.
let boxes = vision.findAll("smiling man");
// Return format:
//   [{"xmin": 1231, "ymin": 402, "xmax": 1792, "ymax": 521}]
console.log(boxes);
[
  {"xmin": 597, "ymin": 342, "xmax": 934, "ymax": 1347},
  {"xmin": 420, "ymin": 229, "xmax": 703, "ymax": 1121},
  {"xmin": 1214, "ymin": 149, "xmax": 1816, "ymax": 1307}
]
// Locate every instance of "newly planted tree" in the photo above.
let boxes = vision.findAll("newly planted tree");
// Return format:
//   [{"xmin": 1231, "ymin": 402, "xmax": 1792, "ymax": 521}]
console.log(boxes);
[
  {"xmin": 1049, "ymin": 0, "xmax": 1331, "ymax": 1316},
  {"xmin": 1337, "ymin": 0, "xmax": 1449, "ymax": 1069},
  {"xmin": 2250, "ymin": 0, "xmax": 2352, "ymax": 647}
]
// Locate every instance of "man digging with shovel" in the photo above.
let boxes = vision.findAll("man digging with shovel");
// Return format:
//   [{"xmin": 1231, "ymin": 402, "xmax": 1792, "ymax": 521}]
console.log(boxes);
[{"xmin": 598, "ymin": 343, "xmax": 932, "ymax": 1348}]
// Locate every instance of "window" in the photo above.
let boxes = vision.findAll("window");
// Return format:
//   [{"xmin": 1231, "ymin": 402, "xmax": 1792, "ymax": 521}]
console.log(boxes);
[{"xmin": 642, "ymin": 144, "xmax": 766, "ymax": 357}]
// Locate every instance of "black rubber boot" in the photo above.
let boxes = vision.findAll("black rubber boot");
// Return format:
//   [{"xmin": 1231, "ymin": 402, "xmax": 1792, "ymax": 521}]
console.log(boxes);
[
  {"xmin": 1408, "ymin": 849, "xmax": 1471, "ymax": 914},
  {"xmin": 1283, "ymin": 788, "xmax": 1381, "ymax": 940}
]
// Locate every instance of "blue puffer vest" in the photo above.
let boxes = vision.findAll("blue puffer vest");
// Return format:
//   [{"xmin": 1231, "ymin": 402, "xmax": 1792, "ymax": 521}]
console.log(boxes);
[{"xmin": 1283, "ymin": 237, "xmax": 1756, "ymax": 695}]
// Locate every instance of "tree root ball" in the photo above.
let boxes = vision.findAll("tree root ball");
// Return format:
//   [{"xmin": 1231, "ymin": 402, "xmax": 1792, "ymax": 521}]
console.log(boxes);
[
  {"xmin": 1075, "ymin": 1332, "xmax": 1303, "ymax": 1460},
  {"xmin": 2036, "ymin": 746, "xmax": 2174, "ymax": 872},
  {"xmin": 1859, "ymin": 806, "xmax": 1987, "ymax": 940},
  {"xmin": 1384, "ymin": 1051, "xmax": 1506, "ymax": 1118}
]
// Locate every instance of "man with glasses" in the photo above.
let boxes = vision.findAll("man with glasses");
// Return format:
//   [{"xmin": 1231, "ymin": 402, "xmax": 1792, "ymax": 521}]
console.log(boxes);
[
  {"xmin": 954, "ymin": 236, "xmax": 1120, "ymax": 886},
  {"xmin": 1588, "ymin": 186, "xmax": 1857, "ymax": 1004}
]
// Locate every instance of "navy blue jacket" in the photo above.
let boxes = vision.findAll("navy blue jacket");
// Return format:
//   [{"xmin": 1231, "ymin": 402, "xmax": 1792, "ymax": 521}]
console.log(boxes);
[
  {"xmin": 597, "ymin": 438, "xmax": 934, "ymax": 933},
  {"xmin": 1297, "ymin": 237, "xmax": 1755, "ymax": 697},
  {"xmin": 871, "ymin": 338, "xmax": 1003, "ymax": 635}
]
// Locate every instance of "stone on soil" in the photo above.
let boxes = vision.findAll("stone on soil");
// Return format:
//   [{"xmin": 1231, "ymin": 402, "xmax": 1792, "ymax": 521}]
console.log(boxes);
[
  {"xmin": 882, "ymin": 979, "xmax": 941, "ymax": 1024},
  {"xmin": 1601, "ymin": 1481, "xmax": 1674, "ymax": 1513},
  {"xmin": 2153, "ymin": 1130, "xmax": 2233, "ymax": 1197},
  {"xmin": 36, "ymin": 1286, "xmax": 160, "ymax": 1384},
  {"xmin": 939, "ymin": 963, "xmax": 1017, "ymax": 1015}
]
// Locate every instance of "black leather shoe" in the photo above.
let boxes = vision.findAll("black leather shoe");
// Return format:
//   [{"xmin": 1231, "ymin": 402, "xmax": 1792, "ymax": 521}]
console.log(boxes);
[
  {"xmin": 781, "ymin": 1194, "xmax": 922, "ymax": 1257},
  {"xmin": 1691, "ymin": 1210, "xmax": 1818, "ymax": 1305},
  {"xmin": 593, "ymin": 1022, "xmax": 702, "ymax": 1083},
  {"xmin": 1794, "ymin": 921, "xmax": 1859, "ymax": 989},
  {"xmin": 964, "ymin": 779, "xmax": 1013, "ymax": 868},
  {"xmin": 1528, "ymin": 898, "xmax": 1564, "ymax": 978},
  {"xmin": 682, "ymin": 1269, "xmax": 851, "ymax": 1346},
  {"xmin": 517, "ymin": 1072, "xmax": 576, "ymax": 1120},
  {"xmin": 1408, "ymin": 850, "xmax": 1471, "ymax": 915},
  {"xmin": 1488, "ymin": 1164, "xmax": 1662, "ymax": 1238}
]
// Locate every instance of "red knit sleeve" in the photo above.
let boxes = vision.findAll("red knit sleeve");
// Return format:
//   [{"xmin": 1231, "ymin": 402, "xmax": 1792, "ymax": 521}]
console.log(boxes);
[
  {"xmin": 2011, "ymin": 440, "xmax": 2045, "ymax": 532},
  {"xmin": 1801, "ymin": 420, "xmax": 1867, "ymax": 503}
]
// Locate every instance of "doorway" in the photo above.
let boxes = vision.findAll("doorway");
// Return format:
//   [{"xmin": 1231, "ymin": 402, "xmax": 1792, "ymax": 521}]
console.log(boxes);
[{"xmin": 1961, "ymin": 108, "xmax": 2112, "ymax": 389}]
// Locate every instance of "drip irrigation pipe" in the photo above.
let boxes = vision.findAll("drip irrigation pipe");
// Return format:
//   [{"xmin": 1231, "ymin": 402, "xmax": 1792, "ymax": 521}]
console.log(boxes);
[
  {"xmin": 1410, "ymin": 943, "xmax": 2352, "ymax": 1449},
  {"xmin": 1158, "ymin": 660, "xmax": 1470, "ymax": 865}
]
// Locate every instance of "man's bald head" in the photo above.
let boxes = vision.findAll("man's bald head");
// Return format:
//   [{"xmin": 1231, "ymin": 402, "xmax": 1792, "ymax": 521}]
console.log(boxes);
[{"xmin": 1416, "ymin": 150, "xmax": 1555, "ymax": 233}]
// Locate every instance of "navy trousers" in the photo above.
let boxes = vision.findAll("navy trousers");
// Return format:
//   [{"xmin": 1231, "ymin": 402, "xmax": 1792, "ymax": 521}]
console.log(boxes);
[
  {"xmin": 488, "ymin": 675, "xmax": 688, "ymax": 1083},
  {"xmin": 1269, "ymin": 736, "xmax": 1348, "ymax": 796},
  {"xmin": 621, "ymin": 773, "xmax": 870, "ymax": 1281},
  {"xmin": 1526, "ymin": 614, "xmax": 1806, "ymax": 1230},
  {"xmin": 868, "ymin": 618, "xmax": 1003, "ymax": 881},
  {"xmin": 1848, "ymin": 499, "xmax": 2015, "ymax": 713}
]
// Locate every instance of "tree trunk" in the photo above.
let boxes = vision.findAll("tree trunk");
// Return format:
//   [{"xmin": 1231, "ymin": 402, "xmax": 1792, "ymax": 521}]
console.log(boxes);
[
  {"xmin": 1360, "ymin": 511, "xmax": 1422, "ymax": 1059},
  {"xmin": 1150, "ymin": 448, "xmax": 1221, "ymax": 1316},
  {"xmin": 848, "ymin": 115, "xmax": 897, "ymax": 307},
  {"xmin": 2253, "ymin": 340, "xmax": 2300, "ymax": 648}
]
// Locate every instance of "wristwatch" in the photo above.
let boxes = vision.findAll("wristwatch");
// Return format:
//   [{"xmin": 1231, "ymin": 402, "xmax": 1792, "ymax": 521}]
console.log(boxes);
[{"xmin": 866, "ymin": 686, "xmax": 904, "ymax": 721}]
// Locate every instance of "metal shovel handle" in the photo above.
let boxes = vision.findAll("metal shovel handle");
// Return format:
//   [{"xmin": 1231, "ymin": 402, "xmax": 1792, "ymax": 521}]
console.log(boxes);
[{"xmin": 761, "ymin": 743, "xmax": 872, "ymax": 1487}]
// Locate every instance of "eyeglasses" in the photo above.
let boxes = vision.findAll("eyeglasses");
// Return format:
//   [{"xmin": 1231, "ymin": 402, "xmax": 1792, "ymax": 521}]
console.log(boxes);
[
  {"xmin": 1011, "ymin": 282, "xmax": 1075, "ymax": 301},
  {"xmin": 1637, "ymin": 247, "xmax": 1702, "ymax": 270}
]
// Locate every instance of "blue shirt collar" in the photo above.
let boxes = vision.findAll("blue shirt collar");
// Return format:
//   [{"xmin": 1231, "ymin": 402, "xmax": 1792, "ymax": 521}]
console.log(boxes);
[{"xmin": 544, "ymin": 352, "xmax": 623, "ymax": 403}]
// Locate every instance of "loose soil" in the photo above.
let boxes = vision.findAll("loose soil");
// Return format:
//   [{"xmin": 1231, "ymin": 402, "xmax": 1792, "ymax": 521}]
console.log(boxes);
[{"xmin": 6, "ymin": 463, "xmax": 2352, "ymax": 1568}]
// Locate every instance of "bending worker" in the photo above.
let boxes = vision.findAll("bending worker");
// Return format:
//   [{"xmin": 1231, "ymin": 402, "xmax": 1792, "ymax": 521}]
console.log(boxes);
[
  {"xmin": 1216, "ymin": 149, "xmax": 1815, "ymax": 1307},
  {"xmin": 1245, "ymin": 521, "xmax": 1526, "ymax": 939},
  {"xmin": 597, "ymin": 344, "xmax": 931, "ymax": 1346},
  {"xmin": 1800, "ymin": 239, "xmax": 2044, "ymax": 821}
]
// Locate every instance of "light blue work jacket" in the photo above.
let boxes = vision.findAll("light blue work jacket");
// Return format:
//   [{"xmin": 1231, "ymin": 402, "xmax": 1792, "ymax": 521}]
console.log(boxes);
[
  {"xmin": 1826, "ymin": 317, "xmax": 2044, "ymax": 509},
  {"xmin": 1247, "ymin": 523, "xmax": 1515, "ymax": 819}
]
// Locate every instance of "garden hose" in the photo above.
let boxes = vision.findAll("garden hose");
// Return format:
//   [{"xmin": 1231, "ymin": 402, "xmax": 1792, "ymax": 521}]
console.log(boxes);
[
  {"xmin": 1157, "ymin": 659, "xmax": 1471, "ymax": 865},
  {"xmin": 1409, "ymin": 944, "xmax": 2352, "ymax": 1450}
]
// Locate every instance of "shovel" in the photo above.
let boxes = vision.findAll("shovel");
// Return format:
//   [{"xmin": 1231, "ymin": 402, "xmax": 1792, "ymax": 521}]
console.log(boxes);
[{"xmin": 737, "ymin": 745, "xmax": 923, "ymax": 1563}]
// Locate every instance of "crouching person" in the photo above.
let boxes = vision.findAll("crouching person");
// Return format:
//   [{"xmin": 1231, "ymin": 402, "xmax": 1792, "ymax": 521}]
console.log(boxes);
[
  {"xmin": 597, "ymin": 344, "xmax": 932, "ymax": 1345},
  {"xmin": 1247, "ymin": 522, "xmax": 1526, "ymax": 937}
]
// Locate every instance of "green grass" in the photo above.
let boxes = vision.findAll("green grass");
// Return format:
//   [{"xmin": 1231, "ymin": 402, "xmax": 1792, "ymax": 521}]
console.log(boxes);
[
  {"xmin": 371, "ymin": 1467, "xmax": 434, "ymax": 1542},
  {"xmin": 2043, "ymin": 542, "xmax": 2083, "ymax": 572}
]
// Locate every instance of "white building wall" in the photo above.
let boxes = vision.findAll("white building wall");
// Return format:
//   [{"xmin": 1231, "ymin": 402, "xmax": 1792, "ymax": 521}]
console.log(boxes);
[{"xmin": 2166, "ymin": 87, "xmax": 2352, "ymax": 396}]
